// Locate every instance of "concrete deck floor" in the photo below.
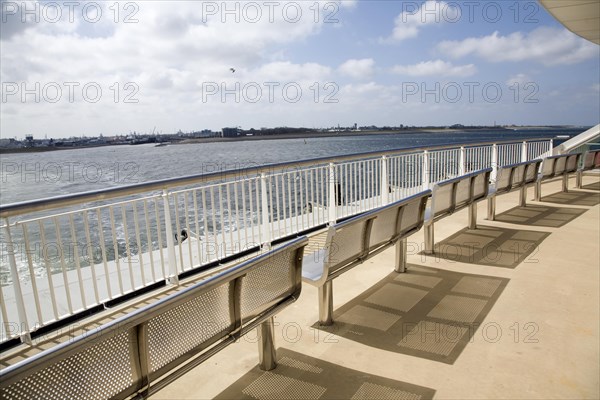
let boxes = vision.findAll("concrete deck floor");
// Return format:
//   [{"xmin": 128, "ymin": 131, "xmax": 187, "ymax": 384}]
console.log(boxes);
[{"xmin": 152, "ymin": 175, "xmax": 600, "ymax": 400}]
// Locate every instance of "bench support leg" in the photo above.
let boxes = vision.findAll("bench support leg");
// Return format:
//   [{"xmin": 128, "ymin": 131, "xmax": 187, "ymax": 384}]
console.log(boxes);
[
  {"xmin": 534, "ymin": 181, "xmax": 542, "ymax": 202},
  {"xmin": 519, "ymin": 186, "xmax": 527, "ymax": 207},
  {"xmin": 318, "ymin": 281, "xmax": 333, "ymax": 326},
  {"xmin": 424, "ymin": 222, "xmax": 434, "ymax": 254},
  {"xmin": 258, "ymin": 317, "xmax": 277, "ymax": 371},
  {"xmin": 487, "ymin": 197, "xmax": 496, "ymax": 221},
  {"xmin": 576, "ymin": 171, "xmax": 582, "ymax": 189},
  {"xmin": 394, "ymin": 238, "xmax": 407, "ymax": 273},
  {"xmin": 468, "ymin": 203, "xmax": 477, "ymax": 229},
  {"xmin": 562, "ymin": 174, "xmax": 569, "ymax": 192}
]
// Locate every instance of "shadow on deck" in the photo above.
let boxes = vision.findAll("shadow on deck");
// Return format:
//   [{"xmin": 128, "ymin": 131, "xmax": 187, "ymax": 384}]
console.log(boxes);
[
  {"xmin": 215, "ymin": 348, "xmax": 436, "ymax": 399},
  {"xmin": 492, "ymin": 205, "xmax": 587, "ymax": 228},
  {"xmin": 309, "ymin": 266, "xmax": 508, "ymax": 364},
  {"xmin": 422, "ymin": 226, "xmax": 549, "ymax": 268},
  {"xmin": 541, "ymin": 190, "xmax": 600, "ymax": 206}
]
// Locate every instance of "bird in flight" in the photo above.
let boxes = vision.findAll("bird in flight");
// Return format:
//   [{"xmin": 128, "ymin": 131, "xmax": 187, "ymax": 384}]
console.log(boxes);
[{"xmin": 230, "ymin": 68, "xmax": 235, "ymax": 73}]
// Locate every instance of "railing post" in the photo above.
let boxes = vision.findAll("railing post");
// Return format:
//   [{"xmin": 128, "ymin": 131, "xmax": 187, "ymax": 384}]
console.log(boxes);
[
  {"xmin": 328, "ymin": 163, "xmax": 336, "ymax": 225},
  {"xmin": 258, "ymin": 316, "xmax": 277, "ymax": 371},
  {"xmin": 162, "ymin": 190, "xmax": 179, "ymax": 285},
  {"xmin": 459, "ymin": 146, "xmax": 466, "ymax": 175},
  {"xmin": 422, "ymin": 150, "xmax": 430, "ymax": 190},
  {"xmin": 548, "ymin": 139, "xmax": 554, "ymax": 157},
  {"xmin": 521, "ymin": 141, "xmax": 528, "ymax": 162},
  {"xmin": 381, "ymin": 156, "xmax": 389, "ymax": 205},
  {"xmin": 260, "ymin": 173, "xmax": 271, "ymax": 249},
  {"xmin": 3, "ymin": 219, "xmax": 31, "ymax": 344},
  {"xmin": 491, "ymin": 144, "xmax": 498, "ymax": 183}
]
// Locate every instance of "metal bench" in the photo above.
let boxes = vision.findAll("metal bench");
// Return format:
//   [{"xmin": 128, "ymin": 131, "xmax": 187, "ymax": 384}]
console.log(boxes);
[
  {"xmin": 534, "ymin": 153, "xmax": 581, "ymax": 201},
  {"xmin": 576, "ymin": 150, "xmax": 600, "ymax": 188},
  {"xmin": 302, "ymin": 191, "xmax": 431, "ymax": 325},
  {"xmin": 487, "ymin": 160, "xmax": 542, "ymax": 220},
  {"xmin": 423, "ymin": 168, "xmax": 492, "ymax": 254},
  {"xmin": 0, "ymin": 237, "xmax": 308, "ymax": 400}
]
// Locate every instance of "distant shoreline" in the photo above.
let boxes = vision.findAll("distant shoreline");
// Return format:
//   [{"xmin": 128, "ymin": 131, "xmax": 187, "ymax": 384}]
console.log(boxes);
[{"xmin": 0, "ymin": 126, "xmax": 577, "ymax": 154}]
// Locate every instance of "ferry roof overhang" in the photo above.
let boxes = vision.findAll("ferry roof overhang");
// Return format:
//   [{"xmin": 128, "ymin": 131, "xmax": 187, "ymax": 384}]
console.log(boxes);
[{"xmin": 539, "ymin": 0, "xmax": 600, "ymax": 45}]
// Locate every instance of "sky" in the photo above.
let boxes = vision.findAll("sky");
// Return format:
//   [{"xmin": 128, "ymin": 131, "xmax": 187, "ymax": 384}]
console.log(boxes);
[{"xmin": 1, "ymin": 0, "xmax": 599, "ymax": 139}]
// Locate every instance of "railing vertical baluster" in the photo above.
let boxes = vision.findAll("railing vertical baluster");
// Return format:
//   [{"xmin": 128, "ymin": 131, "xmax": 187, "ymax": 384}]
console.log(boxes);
[
  {"xmin": 96, "ymin": 208, "xmax": 112, "ymax": 300},
  {"xmin": 39, "ymin": 220, "xmax": 59, "ymax": 319},
  {"xmin": 233, "ymin": 184, "xmax": 242, "ymax": 253},
  {"xmin": 226, "ymin": 184, "xmax": 234, "ymax": 254},
  {"xmin": 53, "ymin": 217, "xmax": 73, "ymax": 313},
  {"xmin": 132, "ymin": 202, "xmax": 146, "ymax": 285},
  {"xmin": 260, "ymin": 173, "xmax": 271, "ymax": 249},
  {"xmin": 183, "ymin": 193, "xmax": 194, "ymax": 270},
  {"xmin": 82, "ymin": 211, "xmax": 100, "ymax": 303},
  {"xmin": 143, "ymin": 200, "xmax": 157, "ymax": 283},
  {"xmin": 328, "ymin": 163, "xmax": 336, "ymax": 224},
  {"xmin": 108, "ymin": 206, "xmax": 124, "ymax": 295},
  {"xmin": 192, "ymin": 191, "xmax": 203, "ymax": 267},
  {"xmin": 120, "ymin": 205, "xmax": 135, "ymax": 291},
  {"xmin": 68, "ymin": 215, "xmax": 86, "ymax": 309},
  {"xmin": 22, "ymin": 224, "xmax": 43, "ymax": 323},
  {"xmin": 3, "ymin": 219, "xmax": 31, "ymax": 344},
  {"xmin": 162, "ymin": 189, "xmax": 179, "ymax": 285},
  {"xmin": 152, "ymin": 199, "xmax": 166, "ymax": 280}
]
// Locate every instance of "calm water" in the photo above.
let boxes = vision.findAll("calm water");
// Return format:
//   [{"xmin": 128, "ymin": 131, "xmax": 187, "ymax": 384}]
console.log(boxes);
[{"xmin": 0, "ymin": 128, "xmax": 582, "ymax": 205}]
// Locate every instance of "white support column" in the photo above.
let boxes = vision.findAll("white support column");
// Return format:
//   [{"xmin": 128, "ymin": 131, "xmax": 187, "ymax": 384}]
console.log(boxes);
[
  {"xmin": 4, "ymin": 219, "xmax": 32, "ymax": 344},
  {"xmin": 381, "ymin": 156, "xmax": 389, "ymax": 205},
  {"xmin": 162, "ymin": 190, "xmax": 179, "ymax": 285},
  {"xmin": 491, "ymin": 144, "xmax": 498, "ymax": 183},
  {"xmin": 459, "ymin": 146, "xmax": 466, "ymax": 175},
  {"xmin": 260, "ymin": 173, "xmax": 271, "ymax": 249},
  {"xmin": 328, "ymin": 163, "xmax": 337, "ymax": 225},
  {"xmin": 422, "ymin": 150, "xmax": 430, "ymax": 190},
  {"xmin": 521, "ymin": 141, "xmax": 528, "ymax": 162}
]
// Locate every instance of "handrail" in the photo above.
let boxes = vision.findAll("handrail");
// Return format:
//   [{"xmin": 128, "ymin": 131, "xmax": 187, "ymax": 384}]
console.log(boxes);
[{"xmin": 0, "ymin": 137, "xmax": 552, "ymax": 218}]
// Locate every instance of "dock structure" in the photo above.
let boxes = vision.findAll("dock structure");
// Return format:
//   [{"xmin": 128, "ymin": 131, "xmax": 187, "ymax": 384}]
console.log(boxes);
[
  {"xmin": 1, "ymin": 137, "xmax": 599, "ymax": 399},
  {"xmin": 153, "ymin": 175, "xmax": 599, "ymax": 399}
]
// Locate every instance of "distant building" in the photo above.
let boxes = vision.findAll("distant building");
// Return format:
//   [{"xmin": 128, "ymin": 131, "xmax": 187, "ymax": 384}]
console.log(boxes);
[{"xmin": 222, "ymin": 127, "xmax": 240, "ymax": 137}]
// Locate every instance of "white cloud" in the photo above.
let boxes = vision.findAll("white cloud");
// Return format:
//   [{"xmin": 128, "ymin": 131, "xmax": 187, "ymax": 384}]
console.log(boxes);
[
  {"xmin": 506, "ymin": 73, "xmax": 532, "ymax": 86},
  {"xmin": 338, "ymin": 58, "xmax": 375, "ymax": 79},
  {"xmin": 392, "ymin": 60, "xmax": 476, "ymax": 77},
  {"xmin": 383, "ymin": 0, "xmax": 460, "ymax": 42},
  {"xmin": 437, "ymin": 27, "xmax": 599, "ymax": 66}
]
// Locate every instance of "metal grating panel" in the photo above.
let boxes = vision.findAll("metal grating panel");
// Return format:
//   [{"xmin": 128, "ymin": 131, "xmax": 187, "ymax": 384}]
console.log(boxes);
[
  {"xmin": 242, "ymin": 371, "xmax": 327, "ymax": 400},
  {"xmin": 393, "ymin": 274, "xmax": 442, "ymax": 289},
  {"xmin": 240, "ymin": 250, "xmax": 296, "ymax": 320},
  {"xmin": 147, "ymin": 285, "xmax": 232, "ymax": 372},
  {"xmin": 351, "ymin": 382, "xmax": 422, "ymax": 400},
  {"xmin": 1, "ymin": 330, "xmax": 135, "ymax": 400}
]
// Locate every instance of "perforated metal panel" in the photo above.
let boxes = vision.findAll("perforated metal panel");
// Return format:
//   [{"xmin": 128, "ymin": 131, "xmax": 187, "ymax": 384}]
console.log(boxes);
[
  {"xmin": 369, "ymin": 206, "xmax": 399, "ymax": 249},
  {"xmin": 555, "ymin": 157, "xmax": 567, "ymax": 175},
  {"xmin": 399, "ymin": 199, "xmax": 421, "ymax": 235},
  {"xmin": 454, "ymin": 178, "xmax": 471, "ymax": 206},
  {"xmin": 147, "ymin": 284, "xmax": 232, "ymax": 372},
  {"xmin": 1, "ymin": 330, "xmax": 136, "ymax": 400},
  {"xmin": 432, "ymin": 184, "xmax": 454, "ymax": 216},
  {"xmin": 525, "ymin": 163, "xmax": 538, "ymax": 183},
  {"xmin": 240, "ymin": 249, "xmax": 296, "ymax": 320},
  {"xmin": 472, "ymin": 173, "xmax": 488, "ymax": 200},
  {"xmin": 328, "ymin": 221, "xmax": 368, "ymax": 274},
  {"xmin": 513, "ymin": 165, "xmax": 526, "ymax": 187}
]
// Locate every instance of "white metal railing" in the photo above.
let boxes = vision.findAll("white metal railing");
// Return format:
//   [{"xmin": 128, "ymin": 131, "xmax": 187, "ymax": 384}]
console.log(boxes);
[{"xmin": 0, "ymin": 138, "xmax": 552, "ymax": 345}]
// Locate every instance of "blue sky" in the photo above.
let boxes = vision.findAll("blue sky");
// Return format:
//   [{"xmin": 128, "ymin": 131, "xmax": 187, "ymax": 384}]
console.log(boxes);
[{"xmin": 1, "ymin": 0, "xmax": 599, "ymax": 138}]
